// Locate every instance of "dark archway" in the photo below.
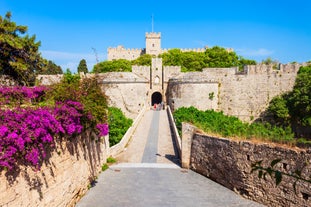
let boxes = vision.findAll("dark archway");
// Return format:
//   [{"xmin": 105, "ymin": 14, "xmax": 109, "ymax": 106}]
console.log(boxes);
[{"xmin": 151, "ymin": 92, "xmax": 162, "ymax": 106}]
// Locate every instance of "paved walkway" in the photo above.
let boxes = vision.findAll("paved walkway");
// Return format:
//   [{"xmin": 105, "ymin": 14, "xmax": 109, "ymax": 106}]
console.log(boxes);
[{"xmin": 76, "ymin": 109, "xmax": 264, "ymax": 207}]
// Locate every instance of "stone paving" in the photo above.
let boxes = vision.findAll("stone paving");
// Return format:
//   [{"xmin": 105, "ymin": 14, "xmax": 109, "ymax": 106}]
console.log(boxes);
[{"xmin": 76, "ymin": 109, "xmax": 264, "ymax": 207}]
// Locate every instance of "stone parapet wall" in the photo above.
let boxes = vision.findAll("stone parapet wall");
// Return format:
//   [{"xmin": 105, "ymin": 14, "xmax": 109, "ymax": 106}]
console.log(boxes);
[
  {"xmin": 107, "ymin": 45, "xmax": 143, "ymax": 61},
  {"xmin": 0, "ymin": 131, "xmax": 109, "ymax": 207},
  {"xmin": 101, "ymin": 82, "xmax": 149, "ymax": 119},
  {"xmin": 244, "ymin": 64, "xmax": 301, "ymax": 75},
  {"xmin": 190, "ymin": 132, "xmax": 311, "ymax": 206},
  {"xmin": 132, "ymin": 65, "xmax": 150, "ymax": 80},
  {"xmin": 167, "ymin": 81, "xmax": 218, "ymax": 112},
  {"xmin": 168, "ymin": 64, "xmax": 299, "ymax": 122}
]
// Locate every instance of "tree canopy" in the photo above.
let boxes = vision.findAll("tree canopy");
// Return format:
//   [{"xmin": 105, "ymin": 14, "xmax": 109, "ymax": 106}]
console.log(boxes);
[
  {"xmin": 0, "ymin": 12, "xmax": 45, "ymax": 85},
  {"xmin": 39, "ymin": 60, "xmax": 63, "ymax": 75},
  {"xmin": 93, "ymin": 59, "xmax": 132, "ymax": 73},
  {"xmin": 131, "ymin": 54, "xmax": 153, "ymax": 66},
  {"xmin": 288, "ymin": 66, "xmax": 311, "ymax": 126},
  {"xmin": 160, "ymin": 47, "xmax": 256, "ymax": 71},
  {"xmin": 93, "ymin": 46, "xmax": 256, "ymax": 73},
  {"xmin": 267, "ymin": 65, "xmax": 311, "ymax": 137},
  {"xmin": 77, "ymin": 59, "xmax": 88, "ymax": 73}
]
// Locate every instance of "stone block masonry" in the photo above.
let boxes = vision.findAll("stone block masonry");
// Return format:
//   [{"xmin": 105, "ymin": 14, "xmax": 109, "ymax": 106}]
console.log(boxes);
[
  {"xmin": 189, "ymin": 130, "xmax": 311, "ymax": 206},
  {"xmin": 167, "ymin": 63, "xmax": 301, "ymax": 122},
  {"xmin": 35, "ymin": 60, "xmax": 302, "ymax": 124},
  {"xmin": 0, "ymin": 131, "xmax": 109, "ymax": 207}
]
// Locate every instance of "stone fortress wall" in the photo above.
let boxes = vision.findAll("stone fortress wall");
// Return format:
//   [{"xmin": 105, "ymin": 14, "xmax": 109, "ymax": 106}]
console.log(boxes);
[
  {"xmin": 37, "ymin": 60, "xmax": 301, "ymax": 123},
  {"xmin": 168, "ymin": 63, "xmax": 301, "ymax": 122},
  {"xmin": 38, "ymin": 31, "xmax": 304, "ymax": 122},
  {"xmin": 220, "ymin": 64, "xmax": 300, "ymax": 121}
]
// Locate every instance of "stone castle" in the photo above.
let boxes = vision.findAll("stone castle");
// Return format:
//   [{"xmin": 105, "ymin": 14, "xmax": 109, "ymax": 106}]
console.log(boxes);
[
  {"xmin": 107, "ymin": 32, "xmax": 232, "ymax": 60},
  {"xmin": 38, "ymin": 31, "xmax": 302, "ymax": 123}
]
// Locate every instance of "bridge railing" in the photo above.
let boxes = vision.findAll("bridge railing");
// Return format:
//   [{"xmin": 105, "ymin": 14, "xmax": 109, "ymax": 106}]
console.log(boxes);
[
  {"xmin": 109, "ymin": 104, "xmax": 147, "ymax": 157},
  {"xmin": 166, "ymin": 105, "xmax": 181, "ymax": 158}
]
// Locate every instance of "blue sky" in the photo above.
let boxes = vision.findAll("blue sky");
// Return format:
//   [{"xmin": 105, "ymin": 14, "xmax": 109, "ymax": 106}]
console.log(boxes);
[{"xmin": 1, "ymin": 0, "xmax": 310, "ymax": 72}]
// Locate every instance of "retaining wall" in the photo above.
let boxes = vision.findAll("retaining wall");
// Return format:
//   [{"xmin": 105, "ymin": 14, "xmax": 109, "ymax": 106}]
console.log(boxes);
[
  {"xmin": 187, "ymin": 128, "xmax": 311, "ymax": 206},
  {"xmin": 0, "ymin": 131, "xmax": 109, "ymax": 207}
]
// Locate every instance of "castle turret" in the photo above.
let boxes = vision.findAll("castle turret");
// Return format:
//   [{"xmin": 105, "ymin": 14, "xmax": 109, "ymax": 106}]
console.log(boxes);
[{"xmin": 145, "ymin": 32, "xmax": 161, "ymax": 56}]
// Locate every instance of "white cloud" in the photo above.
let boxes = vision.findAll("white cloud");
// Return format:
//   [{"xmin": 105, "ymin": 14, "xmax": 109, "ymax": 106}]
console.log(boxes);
[
  {"xmin": 236, "ymin": 48, "xmax": 274, "ymax": 57},
  {"xmin": 41, "ymin": 50, "xmax": 107, "ymax": 73}
]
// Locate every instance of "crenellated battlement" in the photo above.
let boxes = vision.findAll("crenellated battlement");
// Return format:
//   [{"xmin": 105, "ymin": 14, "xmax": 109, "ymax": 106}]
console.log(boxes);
[
  {"xmin": 145, "ymin": 32, "xmax": 161, "ymax": 38},
  {"xmin": 107, "ymin": 45, "xmax": 144, "ymax": 60},
  {"xmin": 161, "ymin": 48, "xmax": 206, "ymax": 53},
  {"xmin": 108, "ymin": 46, "xmax": 143, "ymax": 52},
  {"xmin": 200, "ymin": 63, "xmax": 301, "ymax": 77},
  {"xmin": 244, "ymin": 63, "xmax": 301, "ymax": 75}
]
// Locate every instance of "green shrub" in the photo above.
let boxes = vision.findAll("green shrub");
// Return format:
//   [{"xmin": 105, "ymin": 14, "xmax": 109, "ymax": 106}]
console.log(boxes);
[
  {"xmin": 102, "ymin": 163, "xmax": 109, "ymax": 171},
  {"xmin": 106, "ymin": 157, "xmax": 117, "ymax": 163},
  {"xmin": 173, "ymin": 106, "xmax": 295, "ymax": 144},
  {"xmin": 45, "ymin": 71, "xmax": 108, "ymax": 131},
  {"xmin": 108, "ymin": 107, "xmax": 133, "ymax": 146}
]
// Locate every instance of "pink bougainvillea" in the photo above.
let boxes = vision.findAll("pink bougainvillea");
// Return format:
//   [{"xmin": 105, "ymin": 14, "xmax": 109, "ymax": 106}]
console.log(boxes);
[{"xmin": 0, "ymin": 87, "xmax": 109, "ymax": 171}]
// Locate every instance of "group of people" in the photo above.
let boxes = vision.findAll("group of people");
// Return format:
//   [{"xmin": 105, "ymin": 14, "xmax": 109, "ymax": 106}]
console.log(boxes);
[{"xmin": 153, "ymin": 102, "xmax": 165, "ymax": 111}]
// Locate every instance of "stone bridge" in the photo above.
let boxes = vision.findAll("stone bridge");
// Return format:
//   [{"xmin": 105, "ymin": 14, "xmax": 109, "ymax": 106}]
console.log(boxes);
[{"xmin": 76, "ymin": 107, "xmax": 263, "ymax": 207}]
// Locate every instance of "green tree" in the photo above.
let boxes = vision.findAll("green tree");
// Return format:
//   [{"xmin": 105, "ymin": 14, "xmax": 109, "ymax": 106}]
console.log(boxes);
[
  {"xmin": 181, "ymin": 51, "xmax": 206, "ymax": 72},
  {"xmin": 262, "ymin": 57, "xmax": 274, "ymax": 64},
  {"xmin": 0, "ymin": 12, "xmax": 44, "ymax": 85},
  {"xmin": 131, "ymin": 54, "xmax": 152, "ymax": 66},
  {"xmin": 160, "ymin": 46, "xmax": 256, "ymax": 72},
  {"xmin": 160, "ymin": 49, "xmax": 184, "ymax": 67},
  {"xmin": 238, "ymin": 56, "xmax": 257, "ymax": 70},
  {"xmin": 267, "ymin": 95, "xmax": 291, "ymax": 127},
  {"xmin": 266, "ymin": 66, "xmax": 311, "ymax": 137},
  {"xmin": 108, "ymin": 107, "xmax": 133, "ymax": 146},
  {"xmin": 77, "ymin": 59, "xmax": 88, "ymax": 73},
  {"xmin": 93, "ymin": 59, "xmax": 132, "ymax": 73},
  {"xmin": 288, "ymin": 66, "xmax": 311, "ymax": 127},
  {"xmin": 204, "ymin": 46, "xmax": 239, "ymax": 68},
  {"xmin": 39, "ymin": 59, "xmax": 63, "ymax": 75}
]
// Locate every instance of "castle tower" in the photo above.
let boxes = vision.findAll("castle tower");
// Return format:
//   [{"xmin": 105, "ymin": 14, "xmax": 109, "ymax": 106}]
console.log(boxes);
[{"xmin": 145, "ymin": 32, "xmax": 161, "ymax": 56}]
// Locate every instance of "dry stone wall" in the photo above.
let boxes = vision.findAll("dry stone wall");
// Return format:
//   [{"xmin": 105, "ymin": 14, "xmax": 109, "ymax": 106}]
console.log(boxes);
[
  {"xmin": 190, "ymin": 133, "xmax": 311, "ymax": 207},
  {"xmin": 0, "ymin": 131, "xmax": 109, "ymax": 207}
]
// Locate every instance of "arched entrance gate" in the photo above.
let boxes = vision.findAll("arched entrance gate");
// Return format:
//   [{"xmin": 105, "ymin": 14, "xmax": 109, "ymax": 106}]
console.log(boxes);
[{"xmin": 151, "ymin": 92, "xmax": 162, "ymax": 106}]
